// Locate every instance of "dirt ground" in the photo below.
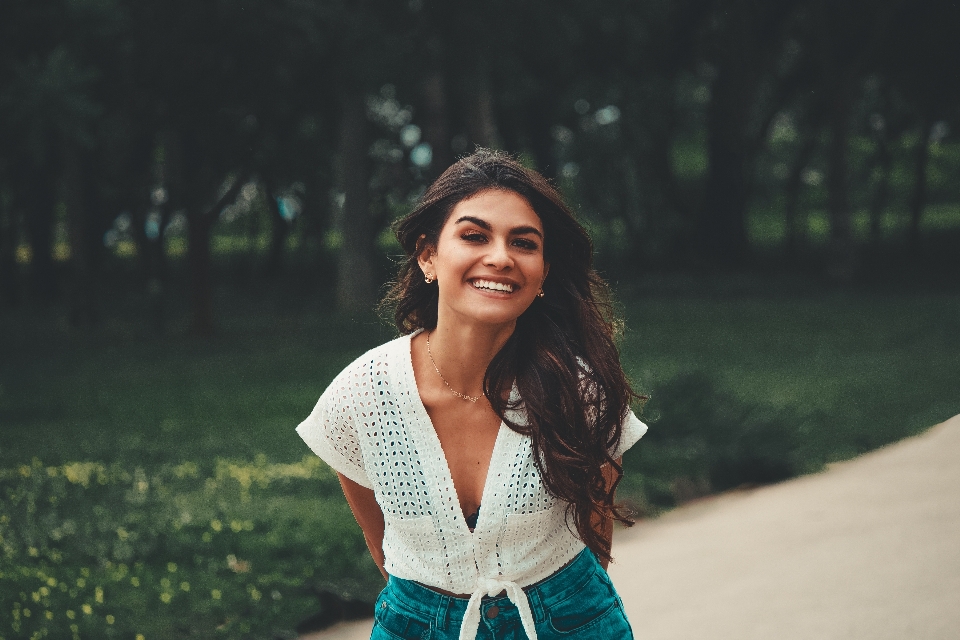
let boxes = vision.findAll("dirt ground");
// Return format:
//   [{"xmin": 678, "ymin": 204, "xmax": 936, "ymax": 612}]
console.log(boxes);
[{"xmin": 302, "ymin": 413, "xmax": 960, "ymax": 640}]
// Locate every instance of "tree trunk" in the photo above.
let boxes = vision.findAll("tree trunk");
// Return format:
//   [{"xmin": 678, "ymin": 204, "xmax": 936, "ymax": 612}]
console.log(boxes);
[
  {"xmin": 263, "ymin": 177, "xmax": 290, "ymax": 279},
  {"xmin": 464, "ymin": 67, "xmax": 502, "ymax": 150},
  {"xmin": 185, "ymin": 174, "xmax": 248, "ymax": 336},
  {"xmin": 908, "ymin": 116, "xmax": 934, "ymax": 254},
  {"xmin": 23, "ymin": 159, "xmax": 59, "ymax": 302},
  {"xmin": 784, "ymin": 130, "xmax": 819, "ymax": 259},
  {"xmin": 142, "ymin": 133, "xmax": 173, "ymax": 334},
  {"xmin": 336, "ymin": 92, "xmax": 378, "ymax": 311},
  {"xmin": 168, "ymin": 130, "xmax": 218, "ymax": 336},
  {"xmin": 420, "ymin": 69, "xmax": 452, "ymax": 175},
  {"xmin": 0, "ymin": 191, "xmax": 19, "ymax": 308},
  {"xmin": 146, "ymin": 202, "xmax": 171, "ymax": 334},
  {"xmin": 62, "ymin": 141, "xmax": 98, "ymax": 326},
  {"xmin": 700, "ymin": 69, "xmax": 751, "ymax": 267},
  {"xmin": 121, "ymin": 133, "xmax": 161, "ymax": 286},
  {"xmin": 187, "ymin": 211, "xmax": 215, "ymax": 336},
  {"xmin": 526, "ymin": 94, "xmax": 557, "ymax": 179},
  {"xmin": 868, "ymin": 133, "xmax": 892, "ymax": 251},
  {"xmin": 825, "ymin": 87, "xmax": 856, "ymax": 281}
]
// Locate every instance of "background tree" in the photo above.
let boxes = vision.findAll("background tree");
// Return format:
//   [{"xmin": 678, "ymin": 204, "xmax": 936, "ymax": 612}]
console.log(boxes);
[{"xmin": 0, "ymin": 0, "xmax": 957, "ymax": 327}]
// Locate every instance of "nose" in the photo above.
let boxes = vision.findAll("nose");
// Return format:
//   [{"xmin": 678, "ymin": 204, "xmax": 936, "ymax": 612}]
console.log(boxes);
[{"xmin": 482, "ymin": 239, "xmax": 514, "ymax": 270}]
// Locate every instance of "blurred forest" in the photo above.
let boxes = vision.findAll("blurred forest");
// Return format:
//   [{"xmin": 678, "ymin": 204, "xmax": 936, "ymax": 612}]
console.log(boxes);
[
  {"xmin": 1, "ymin": 0, "xmax": 959, "ymax": 335},
  {"xmin": 3, "ymin": 2, "xmax": 960, "ymax": 638}
]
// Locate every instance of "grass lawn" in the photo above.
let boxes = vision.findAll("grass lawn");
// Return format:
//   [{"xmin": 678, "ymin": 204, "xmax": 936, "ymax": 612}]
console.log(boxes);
[
  {"xmin": 2, "ymin": 286, "xmax": 959, "ymax": 639},
  {"xmin": 621, "ymin": 291, "xmax": 960, "ymax": 458}
]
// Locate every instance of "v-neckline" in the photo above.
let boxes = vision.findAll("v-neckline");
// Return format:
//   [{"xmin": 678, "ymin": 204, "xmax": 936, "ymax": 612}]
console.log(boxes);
[{"xmin": 404, "ymin": 331, "xmax": 505, "ymax": 535}]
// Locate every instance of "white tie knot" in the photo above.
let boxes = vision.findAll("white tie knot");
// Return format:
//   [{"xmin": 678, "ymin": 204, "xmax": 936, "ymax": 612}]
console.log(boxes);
[
  {"xmin": 460, "ymin": 577, "xmax": 537, "ymax": 640},
  {"xmin": 476, "ymin": 577, "xmax": 507, "ymax": 597}
]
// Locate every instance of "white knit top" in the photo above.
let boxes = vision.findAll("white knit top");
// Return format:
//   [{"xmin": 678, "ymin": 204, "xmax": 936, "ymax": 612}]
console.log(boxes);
[{"xmin": 296, "ymin": 332, "xmax": 647, "ymax": 640}]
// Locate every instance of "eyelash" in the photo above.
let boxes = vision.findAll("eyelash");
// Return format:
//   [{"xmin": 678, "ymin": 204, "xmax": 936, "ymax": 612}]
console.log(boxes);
[{"xmin": 461, "ymin": 232, "xmax": 539, "ymax": 251}]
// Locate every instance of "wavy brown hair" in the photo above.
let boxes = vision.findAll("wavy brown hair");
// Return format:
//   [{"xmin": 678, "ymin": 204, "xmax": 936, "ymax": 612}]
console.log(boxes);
[{"xmin": 382, "ymin": 149, "xmax": 639, "ymax": 562}]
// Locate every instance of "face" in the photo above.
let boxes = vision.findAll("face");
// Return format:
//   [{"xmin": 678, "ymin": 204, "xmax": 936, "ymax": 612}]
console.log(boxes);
[{"xmin": 418, "ymin": 189, "xmax": 550, "ymax": 329}]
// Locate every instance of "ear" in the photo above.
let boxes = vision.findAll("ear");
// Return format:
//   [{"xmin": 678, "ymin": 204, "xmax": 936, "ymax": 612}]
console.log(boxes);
[{"xmin": 416, "ymin": 235, "xmax": 436, "ymax": 277}]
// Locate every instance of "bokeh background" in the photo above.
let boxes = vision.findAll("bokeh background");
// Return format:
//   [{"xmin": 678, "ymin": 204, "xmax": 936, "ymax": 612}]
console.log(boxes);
[{"xmin": 2, "ymin": 1, "xmax": 959, "ymax": 638}]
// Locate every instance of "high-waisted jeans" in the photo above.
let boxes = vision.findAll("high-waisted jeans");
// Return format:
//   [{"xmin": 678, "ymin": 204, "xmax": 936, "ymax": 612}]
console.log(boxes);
[{"xmin": 371, "ymin": 548, "xmax": 634, "ymax": 640}]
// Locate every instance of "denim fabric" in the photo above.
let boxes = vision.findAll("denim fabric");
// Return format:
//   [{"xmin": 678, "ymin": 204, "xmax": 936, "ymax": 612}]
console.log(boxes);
[{"xmin": 370, "ymin": 548, "xmax": 634, "ymax": 640}]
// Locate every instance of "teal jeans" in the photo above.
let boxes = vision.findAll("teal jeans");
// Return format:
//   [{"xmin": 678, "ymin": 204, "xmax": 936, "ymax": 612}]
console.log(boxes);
[{"xmin": 371, "ymin": 547, "xmax": 634, "ymax": 640}]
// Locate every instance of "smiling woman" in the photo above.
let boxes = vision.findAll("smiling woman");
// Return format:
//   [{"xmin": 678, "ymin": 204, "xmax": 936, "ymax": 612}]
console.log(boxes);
[
  {"xmin": 297, "ymin": 149, "xmax": 647, "ymax": 640},
  {"xmin": 418, "ymin": 190, "xmax": 549, "ymax": 330}
]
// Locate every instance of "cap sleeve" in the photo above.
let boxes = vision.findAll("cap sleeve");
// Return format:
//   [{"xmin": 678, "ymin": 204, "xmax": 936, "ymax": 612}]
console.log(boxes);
[
  {"xmin": 576, "ymin": 357, "xmax": 648, "ymax": 459},
  {"xmin": 611, "ymin": 409, "xmax": 648, "ymax": 460},
  {"xmin": 296, "ymin": 381, "xmax": 372, "ymax": 490}
]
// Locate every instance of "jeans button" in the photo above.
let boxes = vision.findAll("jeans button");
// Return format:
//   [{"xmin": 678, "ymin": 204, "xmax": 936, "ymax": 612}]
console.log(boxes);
[{"xmin": 485, "ymin": 605, "xmax": 499, "ymax": 619}]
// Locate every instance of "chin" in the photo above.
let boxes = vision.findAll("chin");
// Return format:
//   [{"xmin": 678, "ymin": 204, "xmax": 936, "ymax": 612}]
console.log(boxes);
[{"xmin": 460, "ymin": 302, "xmax": 536, "ymax": 327}]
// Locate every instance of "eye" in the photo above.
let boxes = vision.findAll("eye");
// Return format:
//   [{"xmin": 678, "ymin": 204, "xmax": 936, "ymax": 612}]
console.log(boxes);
[
  {"xmin": 512, "ymin": 238, "xmax": 540, "ymax": 251},
  {"xmin": 461, "ymin": 231, "xmax": 487, "ymax": 243}
]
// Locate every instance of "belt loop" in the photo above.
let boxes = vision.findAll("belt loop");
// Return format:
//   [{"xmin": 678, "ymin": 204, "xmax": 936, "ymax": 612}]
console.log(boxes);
[
  {"xmin": 527, "ymin": 585, "xmax": 546, "ymax": 624},
  {"xmin": 435, "ymin": 594, "xmax": 450, "ymax": 631}
]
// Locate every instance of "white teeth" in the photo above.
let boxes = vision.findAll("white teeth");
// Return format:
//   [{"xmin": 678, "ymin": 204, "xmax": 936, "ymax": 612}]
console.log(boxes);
[{"xmin": 473, "ymin": 279, "xmax": 514, "ymax": 293}]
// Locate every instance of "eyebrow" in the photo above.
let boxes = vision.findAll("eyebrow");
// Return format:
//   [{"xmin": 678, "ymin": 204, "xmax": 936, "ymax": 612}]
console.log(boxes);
[{"xmin": 454, "ymin": 215, "xmax": 543, "ymax": 239}]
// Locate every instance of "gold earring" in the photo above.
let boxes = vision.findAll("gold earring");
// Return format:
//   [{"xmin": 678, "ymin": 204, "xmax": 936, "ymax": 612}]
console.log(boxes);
[
  {"xmin": 537, "ymin": 288, "xmax": 545, "ymax": 298},
  {"xmin": 424, "ymin": 273, "xmax": 435, "ymax": 284}
]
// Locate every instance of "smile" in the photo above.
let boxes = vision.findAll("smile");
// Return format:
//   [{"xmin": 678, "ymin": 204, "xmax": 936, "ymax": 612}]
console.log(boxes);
[{"xmin": 471, "ymin": 279, "xmax": 516, "ymax": 293}]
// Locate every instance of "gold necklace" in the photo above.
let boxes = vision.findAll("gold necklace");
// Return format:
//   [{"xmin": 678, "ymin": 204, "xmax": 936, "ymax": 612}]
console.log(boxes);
[{"xmin": 426, "ymin": 332, "xmax": 481, "ymax": 403}]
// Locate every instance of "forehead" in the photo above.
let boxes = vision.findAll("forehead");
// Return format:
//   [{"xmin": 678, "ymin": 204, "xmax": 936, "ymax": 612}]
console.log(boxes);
[{"xmin": 444, "ymin": 190, "xmax": 543, "ymax": 233}]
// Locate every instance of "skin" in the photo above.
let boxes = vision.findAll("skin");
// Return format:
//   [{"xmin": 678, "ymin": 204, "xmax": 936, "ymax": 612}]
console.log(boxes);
[{"xmin": 338, "ymin": 189, "xmax": 618, "ymax": 583}]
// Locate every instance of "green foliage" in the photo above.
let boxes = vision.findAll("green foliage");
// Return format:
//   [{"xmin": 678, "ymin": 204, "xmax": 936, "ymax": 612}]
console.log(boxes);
[
  {"xmin": 615, "ymin": 290, "xmax": 960, "ymax": 513},
  {"xmin": 2, "ymin": 292, "xmax": 959, "ymax": 637},
  {"xmin": 0, "ymin": 456, "xmax": 379, "ymax": 640},
  {"xmin": 623, "ymin": 373, "xmax": 824, "ymax": 509}
]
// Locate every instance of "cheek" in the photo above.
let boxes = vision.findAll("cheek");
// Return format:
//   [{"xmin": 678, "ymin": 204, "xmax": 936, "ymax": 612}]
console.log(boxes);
[{"xmin": 527, "ymin": 257, "xmax": 548, "ymax": 280}]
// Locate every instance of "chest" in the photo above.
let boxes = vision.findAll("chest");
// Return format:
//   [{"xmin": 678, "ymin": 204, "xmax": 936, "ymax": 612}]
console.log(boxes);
[
  {"xmin": 422, "ymin": 399, "xmax": 502, "ymax": 516},
  {"xmin": 361, "ymin": 384, "xmax": 556, "ymax": 528}
]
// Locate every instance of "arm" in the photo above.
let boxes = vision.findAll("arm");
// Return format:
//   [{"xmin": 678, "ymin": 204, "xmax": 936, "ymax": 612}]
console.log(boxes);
[
  {"xmin": 593, "ymin": 457, "xmax": 622, "ymax": 571},
  {"xmin": 337, "ymin": 472, "xmax": 388, "ymax": 581}
]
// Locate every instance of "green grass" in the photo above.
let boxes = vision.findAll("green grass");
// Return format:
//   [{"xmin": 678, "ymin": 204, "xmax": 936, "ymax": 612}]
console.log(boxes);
[
  {"xmin": 0, "ymin": 311, "xmax": 395, "ymax": 466},
  {"xmin": 614, "ymin": 292, "xmax": 960, "ymax": 507},
  {"xmin": 2, "ymin": 289, "xmax": 959, "ymax": 638},
  {"xmin": 621, "ymin": 293, "xmax": 960, "ymax": 442}
]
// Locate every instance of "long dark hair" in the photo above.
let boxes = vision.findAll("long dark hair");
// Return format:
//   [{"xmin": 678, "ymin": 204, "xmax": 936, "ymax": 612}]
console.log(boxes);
[{"xmin": 383, "ymin": 149, "xmax": 638, "ymax": 562}]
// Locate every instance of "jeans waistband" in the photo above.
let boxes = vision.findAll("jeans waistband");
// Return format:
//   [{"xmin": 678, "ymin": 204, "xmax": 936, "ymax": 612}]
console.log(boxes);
[{"xmin": 382, "ymin": 546, "xmax": 601, "ymax": 627}]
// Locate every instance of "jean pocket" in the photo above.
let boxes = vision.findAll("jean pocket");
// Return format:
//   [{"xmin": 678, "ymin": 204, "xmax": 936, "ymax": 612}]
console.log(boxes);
[
  {"xmin": 546, "ymin": 569, "xmax": 624, "ymax": 636},
  {"xmin": 373, "ymin": 596, "xmax": 431, "ymax": 640}
]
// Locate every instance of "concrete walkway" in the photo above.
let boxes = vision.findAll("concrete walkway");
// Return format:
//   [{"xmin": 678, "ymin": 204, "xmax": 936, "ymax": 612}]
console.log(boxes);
[{"xmin": 303, "ymin": 414, "xmax": 960, "ymax": 639}]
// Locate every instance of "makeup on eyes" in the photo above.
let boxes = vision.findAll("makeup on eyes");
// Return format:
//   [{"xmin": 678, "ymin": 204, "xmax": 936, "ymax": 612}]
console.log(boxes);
[
  {"xmin": 459, "ymin": 231, "xmax": 539, "ymax": 250},
  {"xmin": 455, "ymin": 219, "xmax": 543, "ymax": 253}
]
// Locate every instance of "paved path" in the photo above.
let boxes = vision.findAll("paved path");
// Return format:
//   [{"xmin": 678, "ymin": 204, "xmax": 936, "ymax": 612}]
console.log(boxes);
[{"xmin": 303, "ymin": 414, "xmax": 960, "ymax": 640}]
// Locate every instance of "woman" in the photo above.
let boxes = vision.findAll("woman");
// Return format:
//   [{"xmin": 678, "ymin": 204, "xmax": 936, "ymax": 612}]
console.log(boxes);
[{"xmin": 297, "ymin": 149, "xmax": 647, "ymax": 640}]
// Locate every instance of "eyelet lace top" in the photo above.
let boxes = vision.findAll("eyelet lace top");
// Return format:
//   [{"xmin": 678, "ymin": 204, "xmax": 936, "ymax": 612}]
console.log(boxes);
[{"xmin": 296, "ymin": 332, "xmax": 647, "ymax": 640}]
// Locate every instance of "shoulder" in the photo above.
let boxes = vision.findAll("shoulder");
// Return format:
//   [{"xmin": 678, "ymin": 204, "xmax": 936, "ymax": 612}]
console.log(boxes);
[
  {"xmin": 326, "ymin": 333, "xmax": 412, "ymax": 386},
  {"xmin": 320, "ymin": 333, "xmax": 413, "ymax": 401}
]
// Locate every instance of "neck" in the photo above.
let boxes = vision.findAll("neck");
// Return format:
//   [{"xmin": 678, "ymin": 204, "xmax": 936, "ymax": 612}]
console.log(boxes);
[{"xmin": 427, "ymin": 317, "xmax": 515, "ymax": 394}]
